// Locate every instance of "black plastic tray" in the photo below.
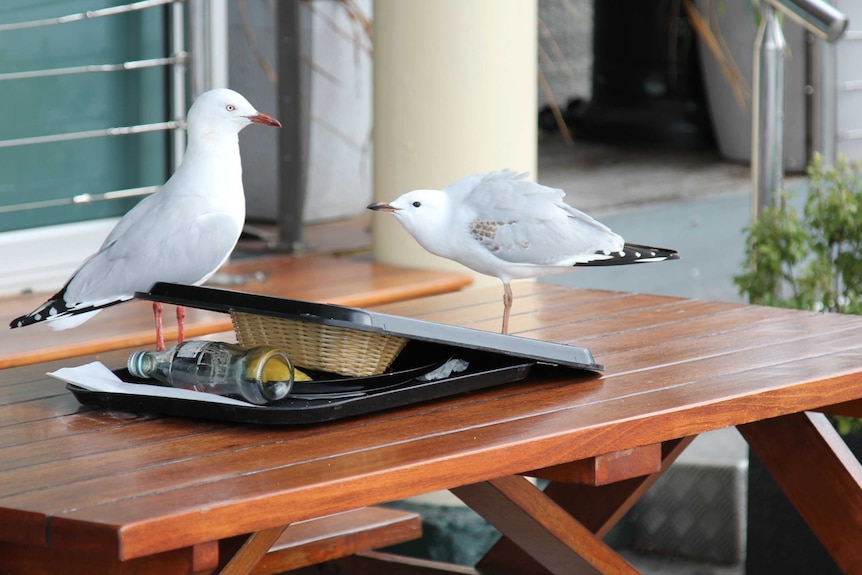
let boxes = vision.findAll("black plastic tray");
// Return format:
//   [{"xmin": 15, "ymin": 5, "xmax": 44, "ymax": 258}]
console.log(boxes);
[
  {"xmin": 67, "ymin": 343, "xmax": 537, "ymax": 425},
  {"xmin": 69, "ymin": 283, "xmax": 602, "ymax": 425},
  {"xmin": 135, "ymin": 283, "xmax": 604, "ymax": 371}
]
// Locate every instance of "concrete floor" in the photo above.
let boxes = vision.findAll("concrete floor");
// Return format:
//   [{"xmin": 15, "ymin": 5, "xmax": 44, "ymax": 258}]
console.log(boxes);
[
  {"xmin": 537, "ymin": 135, "xmax": 753, "ymax": 217},
  {"xmin": 535, "ymin": 134, "xmax": 804, "ymax": 304},
  {"xmin": 532, "ymin": 134, "xmax": 814, "ymax": 393}
]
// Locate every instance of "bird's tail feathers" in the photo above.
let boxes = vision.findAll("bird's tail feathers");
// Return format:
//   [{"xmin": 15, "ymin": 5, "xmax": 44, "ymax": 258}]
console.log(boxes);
[
  {"xmin": 10, "ymin": 286, "xmax": 122, "ymax": 329},
  {"xmin": 576, "ymin": 243, "xmax": 680, "ymax": 267}
]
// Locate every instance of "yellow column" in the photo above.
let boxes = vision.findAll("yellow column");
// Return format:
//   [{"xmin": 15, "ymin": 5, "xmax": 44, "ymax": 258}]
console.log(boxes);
[{"xmin": 372, "ymin": 0, "xmax": 538, "ymax": 283}]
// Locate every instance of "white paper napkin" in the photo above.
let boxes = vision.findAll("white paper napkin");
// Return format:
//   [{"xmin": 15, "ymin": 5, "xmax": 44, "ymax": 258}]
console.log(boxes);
[{"xmin": 48, "ymin": 361, "xmax": 260, "ymax": 407}]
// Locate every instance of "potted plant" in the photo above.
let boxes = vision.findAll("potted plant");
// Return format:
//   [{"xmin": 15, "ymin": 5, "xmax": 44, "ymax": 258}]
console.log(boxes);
[
  {"xmin": 735, "ymin": 152, "xmax": 862, "ymax": 574},
  {"xmin": 735, "ymin": 153, "xmax": 862, "ymax": 315}
]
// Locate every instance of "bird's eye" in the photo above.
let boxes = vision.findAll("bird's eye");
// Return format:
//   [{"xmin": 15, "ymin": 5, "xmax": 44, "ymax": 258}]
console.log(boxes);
[
  {"xmin": 225, "ymin": 104, "xmax": 236, "ymax": 112},
  {"xmin": 412, "ymin": 201, "xmax": 421, "ymax": 208}
]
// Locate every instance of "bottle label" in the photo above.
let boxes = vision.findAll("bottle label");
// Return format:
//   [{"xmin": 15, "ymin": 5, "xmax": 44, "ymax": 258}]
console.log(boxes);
[
  {"xmin": 176, "ymin": 340, "xmax": 209, "ymax": 359},
  {"xmin": 170, "ymin": 341, "xmax": 234, "ymax": 391},
  {"xmin": 203, "ymin": 347, "xmax": 233, "ymax": 385}
]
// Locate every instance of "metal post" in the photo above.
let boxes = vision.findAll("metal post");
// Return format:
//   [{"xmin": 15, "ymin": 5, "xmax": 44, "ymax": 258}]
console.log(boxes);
[
  {"xmin": 752, "ymin": 3, "xmax": 787, "ymax": 216},
  {"xmin": 276, "ymin": 0, "xmax": 308, "ymax": 252},
  {"xmin": 750, "ymin": 0, "xmax": 847, "ymax": 217},
  {"xmin": 169, "ymin": 0, "xmax": 186, "ymax": 171}
]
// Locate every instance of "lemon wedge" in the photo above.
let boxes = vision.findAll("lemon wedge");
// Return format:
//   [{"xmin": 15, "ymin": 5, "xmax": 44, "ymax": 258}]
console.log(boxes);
[{"xmin": 293, "ymin": 367, "xmax": 312, "ymax": 382}]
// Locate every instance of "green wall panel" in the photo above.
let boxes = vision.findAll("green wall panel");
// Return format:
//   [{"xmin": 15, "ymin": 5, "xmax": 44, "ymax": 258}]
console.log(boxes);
[{"xmin": 0, "ymin": 1, "xmax": 168, "ymax": 232}]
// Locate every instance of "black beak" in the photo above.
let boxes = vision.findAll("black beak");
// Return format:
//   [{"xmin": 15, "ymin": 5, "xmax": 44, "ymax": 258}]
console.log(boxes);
[{"xmin": 367, "ymin": 202, "xmax": 400, "ymax": 212}]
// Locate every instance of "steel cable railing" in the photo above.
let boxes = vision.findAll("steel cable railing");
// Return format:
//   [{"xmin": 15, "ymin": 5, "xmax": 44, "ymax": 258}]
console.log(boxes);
[{"xmin": 0, "ymin": 0, "xmax": 188, "ymax": 215}]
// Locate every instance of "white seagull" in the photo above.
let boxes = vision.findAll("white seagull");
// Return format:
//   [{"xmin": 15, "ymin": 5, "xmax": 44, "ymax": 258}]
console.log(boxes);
[
  {"xmin": 368, "ymin": 170, "xmax": 679, "ymax": 334},
  {"xmin": 10, "ymin": 88, "xmax": 281, "ymax": 350}
]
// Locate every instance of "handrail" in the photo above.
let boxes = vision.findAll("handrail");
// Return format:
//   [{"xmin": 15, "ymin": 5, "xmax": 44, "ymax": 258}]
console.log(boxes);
[
  {"xmin": 751, "ymin": 0, "xmax": 848, "ymax": 216},
  {"xmin": 767, "ymin": 0, "xmax": 848, "ymax": 41}
]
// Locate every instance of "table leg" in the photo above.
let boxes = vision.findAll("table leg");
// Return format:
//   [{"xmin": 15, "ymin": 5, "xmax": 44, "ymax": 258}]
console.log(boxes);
[
  {"xmin": 217, "ymin": 525, "xmax": 289, "ymax": 575},
  {"xmin": 451, "ymin": 475, "xmax": 638, "ymax": 575},
  {"xmin": 739, "ymin": 411, "xmax": 862, "ymax": 575},
  {"xmin": 473, "ymin": 438, "xmax": 694, "ymax": 574}
]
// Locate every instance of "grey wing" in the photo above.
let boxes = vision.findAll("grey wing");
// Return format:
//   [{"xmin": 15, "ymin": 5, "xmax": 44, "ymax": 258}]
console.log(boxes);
[
  {"xmin": 62, "ymin": 202, "xmax": 242, "ymax": 307},
  {"xmin": 462, "ymin": 173, "xmax": 624, "ymax": 266},
  {"xmin": 98, "ymin": 190, "xmax": 162, "ymax": 250}
]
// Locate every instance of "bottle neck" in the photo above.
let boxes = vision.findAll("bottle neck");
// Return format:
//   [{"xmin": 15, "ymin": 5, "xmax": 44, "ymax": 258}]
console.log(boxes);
[{"xmin": 127, "ymin": 351, "xmax": 156, "ymax": 378}]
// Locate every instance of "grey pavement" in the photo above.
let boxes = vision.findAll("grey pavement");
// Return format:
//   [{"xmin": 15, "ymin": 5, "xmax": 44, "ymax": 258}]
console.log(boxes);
[{"xmin": 536, "ymin": 134, "xmax": 806, "ymax": 303}]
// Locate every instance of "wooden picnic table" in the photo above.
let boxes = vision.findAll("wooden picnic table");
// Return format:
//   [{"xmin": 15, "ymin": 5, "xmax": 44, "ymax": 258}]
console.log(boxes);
[{"xmin": 3, "ymin": 281, "xmax": 862, "ymax": 574}]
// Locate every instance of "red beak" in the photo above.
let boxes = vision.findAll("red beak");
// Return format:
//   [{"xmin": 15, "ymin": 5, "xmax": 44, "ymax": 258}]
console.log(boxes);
[{"xmin": 248, "ymin": 113, "xmax": 282, "ymax": 128}]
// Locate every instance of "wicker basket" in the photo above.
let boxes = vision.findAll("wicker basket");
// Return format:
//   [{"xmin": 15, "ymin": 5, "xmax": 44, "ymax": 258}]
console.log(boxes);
[{"xmin": 230, "ymin": 311, "xmax": 408, "ymax": 377}]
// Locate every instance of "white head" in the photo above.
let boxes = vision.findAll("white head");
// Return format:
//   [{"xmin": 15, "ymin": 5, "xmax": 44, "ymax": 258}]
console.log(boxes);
[
  {"xmin": 185, "ymin": 88, "xmax": 281, "ymax": 143},
  {"xmin": 367, "ymin": 189, "xmax": 452, "ymax": 256}
]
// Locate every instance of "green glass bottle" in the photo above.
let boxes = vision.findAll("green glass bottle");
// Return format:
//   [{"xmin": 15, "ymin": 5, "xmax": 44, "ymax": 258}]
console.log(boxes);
[{"xmin": 127, "ymin": 341, "xmax": 294, "ymax": 405}]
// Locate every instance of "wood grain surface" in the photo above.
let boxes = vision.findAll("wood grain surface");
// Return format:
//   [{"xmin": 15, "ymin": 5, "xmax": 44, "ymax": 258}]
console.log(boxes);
[{"xmin": 2, "ymin": 282, "xmax": 862, "ymax": 573}]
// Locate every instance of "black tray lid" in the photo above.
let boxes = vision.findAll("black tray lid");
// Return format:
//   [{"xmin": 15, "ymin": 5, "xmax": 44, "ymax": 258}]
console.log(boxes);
[{"xmin": 136, "ymin": 282, "xmax": 603, "ymax": 372}]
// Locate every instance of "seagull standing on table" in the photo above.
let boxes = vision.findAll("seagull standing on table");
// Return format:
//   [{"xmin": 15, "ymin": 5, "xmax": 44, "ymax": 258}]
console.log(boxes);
[
  {"xmin": 368, "ymin": 170, "xmax": 679, "ymax": 334},
  {"xmin": 9, "ymin": 88, "xmax": 281, "ymax": 350}
]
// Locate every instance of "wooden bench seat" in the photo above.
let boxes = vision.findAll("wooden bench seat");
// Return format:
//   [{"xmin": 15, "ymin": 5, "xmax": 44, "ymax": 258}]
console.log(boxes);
[
  {"xmin": 245, "ymin": 507, "xmax": 421, "ymax": 575},
  {"xmin": 0, "ymin": 507, "xmax": 421, "ymax": 575},
  {"xmin": 0, "ymin": 254, "xmax": 472, "ymax": 368}
]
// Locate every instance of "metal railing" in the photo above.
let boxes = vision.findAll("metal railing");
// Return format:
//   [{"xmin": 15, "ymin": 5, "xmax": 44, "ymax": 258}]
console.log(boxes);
[
  {"xmin": 0, "ymin": 0, "xmax": 189, "ymax": 213},
  {"xmin": 752, "ymin": 0, "xmax": 848, "ymax": 215},
  {"xmin": 0, "ymin": 0, "xmax": 176, "ymax": 32}
]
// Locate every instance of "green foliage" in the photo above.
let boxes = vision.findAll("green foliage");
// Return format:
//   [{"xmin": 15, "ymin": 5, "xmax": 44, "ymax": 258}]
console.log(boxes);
[
  {"xmin": 734, "ymin": 153, "xmax": 862, "ymax": 434},
  {"xmin": 735, "ymin": 153, "xmax": 862, "ymax": 313}
]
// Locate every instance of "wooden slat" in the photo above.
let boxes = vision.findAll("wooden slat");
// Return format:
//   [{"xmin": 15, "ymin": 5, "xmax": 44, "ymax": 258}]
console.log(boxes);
[
  {"xmin": 371, "ymin": 281, "xmax": 574, "ymax": 317},
  {"xmin": 817, "ymin": 398, "xmax": 862, "ymax": 419},
  {"xmin": 0, "ymin": 416, "xmax": 220, "ymax": 471},
  {"xmin": 410, "ymin": 290, "xmax": 681, "ymax": 333},
  {"xmin": 528, "ymin": 443, "xmax": 662, "ymax": 485},
  {"xmin": 739, "ymin": 412, "xmax": 862, "ymax": 574},
  {"xmin": 247, "ymin": 507, "xmax": 421, "ymax": 574},
  {"xmin": 522, "ymin": 300, "xmax": 777, "ymax": 349},
  {"xmin": 0, "ymin": 255, "xmax": 472, "ymax": 369}
]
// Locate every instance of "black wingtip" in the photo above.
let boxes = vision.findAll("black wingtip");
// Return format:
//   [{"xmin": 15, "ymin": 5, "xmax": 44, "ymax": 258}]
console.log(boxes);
[
  {"xmin": 9, "ymin": 286, "xmax": 70, "ymax": 329},
  {"xmin": 619, "ymin": 243, "xmax": 680, "ymax": 263},
  {"xmin": 10, "ymin": 304, "xmax": 55, "ymax": 329},
  {"xmin": 576, "ymin": 243, "xmax": 680, "ymax": 267}
]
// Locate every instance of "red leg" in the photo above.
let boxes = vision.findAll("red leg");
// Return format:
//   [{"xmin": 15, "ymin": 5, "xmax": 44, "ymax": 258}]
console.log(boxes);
[
  {"xmin": 502, "ymin": 283, "xmax": 513, "ymax": 334},
  {"xmin": 176, "ymin": 305, "xmax": 186, "ymax": 344},
  {"xmin": 153, "ymin": 302, "xmax": 165, "ymax": 351}
]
